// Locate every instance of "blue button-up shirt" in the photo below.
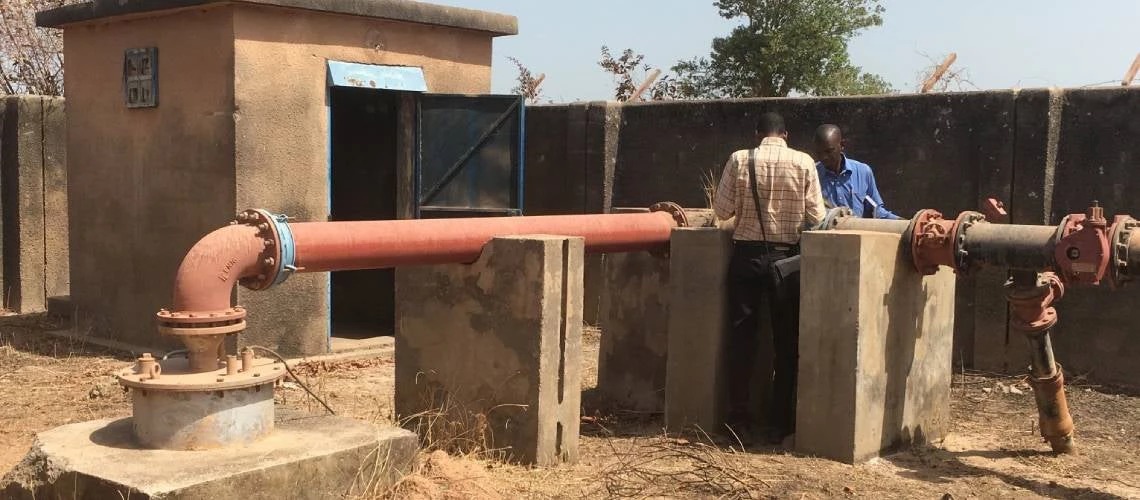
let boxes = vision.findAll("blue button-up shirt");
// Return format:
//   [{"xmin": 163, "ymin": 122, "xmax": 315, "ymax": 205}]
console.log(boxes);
[{"xmin": 815, "ymin": 156, "xmax": 901, "ymax": 219}]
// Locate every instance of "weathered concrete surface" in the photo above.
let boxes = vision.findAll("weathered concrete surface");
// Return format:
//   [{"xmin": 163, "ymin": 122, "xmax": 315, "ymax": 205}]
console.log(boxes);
[
  {"xmin": 665, "ymin": 227, "xmax": 732, "ymax": 432},
  {"xmin": 38, "ymin": 0, "xmax": 518, "ymax": 36},
  {"xmin": 598, "ymin": 248, "xmax": 669, "ymax": 412},
  {"xmin": 796, "ymin": 230, "xmax": 954, "ymax": 464},
  {"xmin": 0, "ymin": 414, "xmax": 417, "ymax": 500},
  {"xmin": 233, "ymin": 3, "xmax": 499, "ymax": 354},
  {"xmin": 0, "ymin": 96, "xmax": 69, "ymax": 314},
  {"xmin": 61, "ymin": 6, "xmax": 237, "ymax": 350},
  {"xmin": 524, "ymin": 102, "xmax": 620, "ymax": 324},
  {"xmin": 1007, "ymin": 87, "xmax": 1140, "ymax": 387},
  {"xmin": 54, "ymin": 0, "xmax": 503, "ymax": 353},
  {"xmin": 396, "ymin": 235, "xmax": 583, "ymax": 465}
]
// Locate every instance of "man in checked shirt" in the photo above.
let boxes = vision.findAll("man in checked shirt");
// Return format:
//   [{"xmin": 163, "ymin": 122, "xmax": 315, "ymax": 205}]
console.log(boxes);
[{"xmin": 713, "ymin": 112, "xmax": 826, "ymax": 445}]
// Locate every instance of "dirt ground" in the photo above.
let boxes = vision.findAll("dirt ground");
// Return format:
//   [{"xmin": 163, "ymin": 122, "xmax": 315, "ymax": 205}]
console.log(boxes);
[{"xmin": 2, "ymin": 318, "xmax": 1139, "ymax": 499}]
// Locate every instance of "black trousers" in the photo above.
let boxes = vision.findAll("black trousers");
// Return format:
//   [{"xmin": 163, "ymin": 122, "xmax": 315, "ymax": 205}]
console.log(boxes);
[{"xmin": 726, "ymin": 242, "xmax": 801, "ymax": 434}]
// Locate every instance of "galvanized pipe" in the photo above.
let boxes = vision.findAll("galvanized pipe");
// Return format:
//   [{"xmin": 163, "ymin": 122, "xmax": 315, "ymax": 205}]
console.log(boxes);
[
  {"xmin": 833, "ymin": 217, "xmax": 910, "ymax": 234},
  {"xmin": 1025, "ymin": 331, "xmax": 1058, "ymax": 379}
]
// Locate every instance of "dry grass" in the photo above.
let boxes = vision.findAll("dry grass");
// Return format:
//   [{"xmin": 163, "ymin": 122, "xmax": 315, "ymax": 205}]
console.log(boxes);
[
  {"xmin": 0, "ymin": 314, "xmax": 132, "ymax": 469},
  {"xmin": 4, "ymin": 317, "xmax": 1140, "ymax": 499},
  {"xmin": 701, "ymin": 168, "xmax": 735, "ymax": 230}
]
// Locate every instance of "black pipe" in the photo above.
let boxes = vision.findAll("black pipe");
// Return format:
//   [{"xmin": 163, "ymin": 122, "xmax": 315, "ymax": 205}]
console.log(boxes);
[{"xmin": 963, "ymin": 224, "xmax": 1057, "ymax": 270}]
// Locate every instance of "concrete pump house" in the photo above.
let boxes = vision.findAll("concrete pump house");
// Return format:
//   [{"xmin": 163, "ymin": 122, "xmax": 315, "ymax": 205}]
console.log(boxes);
[{"xmin": 38, "ymin": 0, "xmax": 520, "ymax": 355}]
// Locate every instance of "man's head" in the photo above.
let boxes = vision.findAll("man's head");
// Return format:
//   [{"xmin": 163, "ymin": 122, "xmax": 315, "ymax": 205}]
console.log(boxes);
[
  {"xmin": 814, "ymin": 124, "xmax": 845, "ymax": 171},
  {"xmin": 756, "ymin": 112, "xmax": 787, "ymax": 140}
]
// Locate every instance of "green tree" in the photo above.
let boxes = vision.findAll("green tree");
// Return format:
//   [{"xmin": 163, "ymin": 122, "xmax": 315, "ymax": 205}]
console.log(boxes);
[
  {"xmin": 598, "ymin": 46, "xmax": 678, "ymax": 101},
  {"xmin": 672, "ymin": 0, "xmax": 892, "ymax": 98}
]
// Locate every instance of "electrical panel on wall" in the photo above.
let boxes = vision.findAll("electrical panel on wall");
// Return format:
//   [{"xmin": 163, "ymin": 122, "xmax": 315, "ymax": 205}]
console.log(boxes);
[{"xmin": 124, "ymin": 48, "xmax": 158, "ymax": 108}]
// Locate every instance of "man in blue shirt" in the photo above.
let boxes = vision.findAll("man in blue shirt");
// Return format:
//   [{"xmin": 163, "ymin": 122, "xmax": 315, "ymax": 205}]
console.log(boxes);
[{"xmin": 813, "ymin": 124, "xmax": 902, "ymax": 220}]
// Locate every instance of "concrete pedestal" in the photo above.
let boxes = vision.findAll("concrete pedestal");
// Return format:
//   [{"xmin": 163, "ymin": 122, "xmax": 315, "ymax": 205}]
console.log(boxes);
[
  {"xmin": 396, "ymin": 235, "xmax": 583, "ymax": 465},
  {"xmin": 664, "ymin": 227, "xmax": 733, "ymax": 432},
  {"xmin": 0, "ymin": 414, "xmax": 417, "ymax": 500},
  {"xmin": 598, "ymin": 249, "xmax": 670, "ymax": 412},
  {"xmin": 795, "ymin": 230, "xmax": 955, "ymax": 464}
]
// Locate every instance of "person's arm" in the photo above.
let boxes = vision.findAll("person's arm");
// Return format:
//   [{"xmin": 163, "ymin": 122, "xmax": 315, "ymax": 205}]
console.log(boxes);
[
  {"xmin": 866, "ymin": 168, "xmax": 901, "ymax": 220},
  {"xmin": 712, "ymin": 153, "xmax": 739, "ymax": 221},
  {"xmin": 803, "ymin": 158, "xmax": 827, "ymax": 228}
]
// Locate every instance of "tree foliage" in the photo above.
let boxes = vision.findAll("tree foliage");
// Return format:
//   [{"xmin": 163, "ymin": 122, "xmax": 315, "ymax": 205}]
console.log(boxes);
[
  {"xmin": 507, "ymin": 56, "xmax": 544, "ymax": 104},
  {"xmin": 0, "ymin": 0, "xmax": 70, "ymax": 96},
  {"xmin": 671, "ymin": 0, "xmax": 892, "ymax": 98},
  {"xmin": 598, "ymin": 46, "xmax": 678, "ymax": 101}
]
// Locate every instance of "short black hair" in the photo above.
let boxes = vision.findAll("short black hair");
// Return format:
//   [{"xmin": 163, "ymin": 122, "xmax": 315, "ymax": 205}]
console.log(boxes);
[
  {"xmin": 815, "ymin": 123, "xmax": 842, "ymax": 143},
  {"xmin": 756, "ymin": 112, "xmax": 786, "ymax": 136}
]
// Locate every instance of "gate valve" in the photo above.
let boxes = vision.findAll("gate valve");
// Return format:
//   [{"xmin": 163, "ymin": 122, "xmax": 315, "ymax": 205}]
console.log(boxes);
[{"xmin": 1054, "ymin": 201, "xmax": 1110, "ymax": 286}]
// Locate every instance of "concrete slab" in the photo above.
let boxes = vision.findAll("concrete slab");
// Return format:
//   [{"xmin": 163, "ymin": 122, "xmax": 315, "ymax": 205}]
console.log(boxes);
[
  {"xmin": 796, "ymin": 230, "xmax": 954, "ymax": 464},
  {"xmin": 598, "ymin": 249, "xmax": 669, "ymax": 412},
  {"xmin": 664, "ymin": 227, "xmax": 733, "ymax": 432},
  {"xmin": 396, "ymin": 235, "xmax": 583, "ymax": 465},
  {"xmin": 1, "ymin": 414, "xmax": 417, "ymax": 500}
]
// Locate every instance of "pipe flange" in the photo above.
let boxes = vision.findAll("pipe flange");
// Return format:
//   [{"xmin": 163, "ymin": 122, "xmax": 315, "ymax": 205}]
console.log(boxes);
[
  {"xmin": 648, "ymin": 201, "xmax": 690, "ymax": 228},
  {"xmin": 158, "ymin": 320, "xmax": 247, "ymax": 337},
  {"xmin": 232, "ymin": 209, "xmax": 296, "ymax": 291},
  {"xmin": 900, "ymin": 210, "xmax": 926, "ymax": 272},
  {"xmin": 116, "ymin": 356, "xmax": 287, "ymax": 392},
  {"xmin": 1109, "ymin": 216, "xmax": 1138, "ymax": 289},
  {"xmin": 953, "ymin": 211, "xmax": 986, "ymax": 273},
  {"xmin": 905, "ymin": 209, "xmax": 954, "ymax": 275},
  {"xmin": 156, "ymin": 306, "xmax": 246, "ymax": 344},
  {"xmin": 818, "ymin": 206, "xmax": 853, "ymax": 230}
]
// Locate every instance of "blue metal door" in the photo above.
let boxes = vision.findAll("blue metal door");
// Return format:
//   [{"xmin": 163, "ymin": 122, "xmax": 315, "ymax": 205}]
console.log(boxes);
[{"xmin": 415, "ymin": 94, "xmax": 524, "ymax": 218}]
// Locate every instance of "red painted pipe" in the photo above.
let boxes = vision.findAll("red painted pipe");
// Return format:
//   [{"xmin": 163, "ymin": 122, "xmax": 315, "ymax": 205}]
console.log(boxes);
[
  {"xmin": 171, "ymin": 223, "xmax": 264, "ymax": 313},
  {"xmin": 167, "ymin": 211, "xmax": 678, "ymax": 317},
  {"xmin": 291, "ymin": 211, "xmax": 678, "ymax": 272}
]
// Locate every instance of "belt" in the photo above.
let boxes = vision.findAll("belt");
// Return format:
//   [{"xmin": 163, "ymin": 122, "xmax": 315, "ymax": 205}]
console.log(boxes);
[{"xmin": 733, "ymin": 240, "xmax": 797, "ymax": 252}]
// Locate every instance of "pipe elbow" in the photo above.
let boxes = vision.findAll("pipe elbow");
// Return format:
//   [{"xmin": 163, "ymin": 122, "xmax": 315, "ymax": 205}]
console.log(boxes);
[{"xmin": 170, "ymin": 223, "xmax": 266, "ymax": 314}]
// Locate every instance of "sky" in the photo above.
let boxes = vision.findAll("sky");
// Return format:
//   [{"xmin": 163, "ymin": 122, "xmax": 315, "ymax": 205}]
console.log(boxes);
[{"xmin": 434, "ymin": 0, "xmax": 1140, "ymax": 102}]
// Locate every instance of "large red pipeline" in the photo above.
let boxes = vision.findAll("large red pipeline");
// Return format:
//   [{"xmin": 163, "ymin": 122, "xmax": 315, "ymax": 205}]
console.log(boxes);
[
  {"xmin": 291, "ymin": 212, "xmax": 678, "ymax": 273},
  {"xmin": 164, "ymin": 209, "xmax": 681, "ymax": 323}
]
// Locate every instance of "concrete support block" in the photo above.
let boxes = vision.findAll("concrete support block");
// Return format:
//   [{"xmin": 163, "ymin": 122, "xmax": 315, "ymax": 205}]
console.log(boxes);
[
  {"xmin": 0, "ymin": 415, "xmax": 417, "ymax": 500},
  {"xmin": 665, "ymin": 227, "xmax": 732, "ymax": 432},
  {"xmin": 0, "ymin": 96, "xmax": 70, "ymax": 313},
  {"xmin": 598, "ymin": 249, "xmax": 669, "ymax": 412},
  {"xmin": 395, "ymin": 235, "xmax": 583, "ymax": 465},
  {"xmin": 796, "ymin": 230, "xmax": 954, "ymax": 464}
]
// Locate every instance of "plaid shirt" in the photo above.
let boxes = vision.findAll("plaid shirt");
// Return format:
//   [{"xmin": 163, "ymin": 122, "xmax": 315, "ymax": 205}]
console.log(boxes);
[{"xmin": 713, "ymin": 137, "xmax": 826, "ymax": 244}]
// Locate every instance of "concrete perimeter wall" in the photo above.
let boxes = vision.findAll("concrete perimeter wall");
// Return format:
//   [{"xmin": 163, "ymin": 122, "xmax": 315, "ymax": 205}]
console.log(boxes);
[
  {"xmin": 526, "ymin": 87, "xmax": 1140, "ymax": 388},
  {"xmin": 0, "ymin": 96, "xmax": 69, "ymax": 314}
]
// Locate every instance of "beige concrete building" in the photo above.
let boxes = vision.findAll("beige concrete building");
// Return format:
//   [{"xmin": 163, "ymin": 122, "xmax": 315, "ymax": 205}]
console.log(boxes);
[{"xmin": 38, "ymin": 0, "xmax": 518, "ymax": 354}]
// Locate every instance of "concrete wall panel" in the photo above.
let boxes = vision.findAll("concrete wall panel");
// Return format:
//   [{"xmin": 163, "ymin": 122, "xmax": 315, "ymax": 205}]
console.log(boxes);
[
  {"xmin": 232, "ymin": 4, "xmax": 495, "ymax": 354},
  {"xmin": 63, "ymin": 7, "xmax": 237, "ymax": 347},
  {"xmin": 1036, "ymin": 88, "xmax": 1140, "ymax": 387}
]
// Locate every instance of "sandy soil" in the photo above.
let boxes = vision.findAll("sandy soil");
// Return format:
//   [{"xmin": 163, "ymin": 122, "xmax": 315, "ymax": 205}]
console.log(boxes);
[{"xmin": 2, "ymin": 320, "xmax": 1138, "ymax": 499}]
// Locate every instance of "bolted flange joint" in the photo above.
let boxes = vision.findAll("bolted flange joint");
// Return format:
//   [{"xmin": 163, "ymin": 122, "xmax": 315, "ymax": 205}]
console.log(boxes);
[
  {"xmin": 1108, "ymin": 215, "xmax": 1138, "ymax": 289},
  {"xmin": 647, "ymin": 201, "xmax": 689, "ymax": 259},
  {"xmin": 233, "ymin": 209, "xmax": 297, "ymax": 291},
  {"xmin": 1005, "ymin": 272, "xmax": 1064, "ymax": 333},
  {"xmin": 904, "ymin": 209, "xmax": 959, "ymax": 275}
]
